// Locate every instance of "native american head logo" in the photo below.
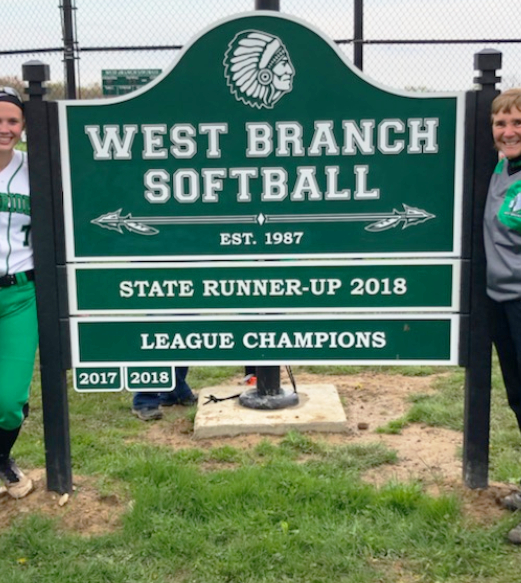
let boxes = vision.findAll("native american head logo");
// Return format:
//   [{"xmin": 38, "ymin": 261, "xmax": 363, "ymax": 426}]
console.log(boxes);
[{"xmin": 223, "ymin": 30, "xmax": 295, "ymax": 109}]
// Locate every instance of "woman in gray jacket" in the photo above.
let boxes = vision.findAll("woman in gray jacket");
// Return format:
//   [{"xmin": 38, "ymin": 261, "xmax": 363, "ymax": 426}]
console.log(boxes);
[{"xmin": 484, "ymin": 88, "xmax": 521, "ymax": 543}]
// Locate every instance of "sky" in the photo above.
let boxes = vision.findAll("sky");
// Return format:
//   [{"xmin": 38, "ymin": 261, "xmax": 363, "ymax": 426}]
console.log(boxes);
[{"xmin": 3, "ymin": 0, "xmax": 521, "ymax": 92}]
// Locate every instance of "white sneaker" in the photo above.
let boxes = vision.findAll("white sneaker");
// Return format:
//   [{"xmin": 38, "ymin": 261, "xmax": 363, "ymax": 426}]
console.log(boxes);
[
  {"xmin": 502, "ymin": 491, "xmax": 521, "ymax": 511},
  {"xmin": 0, "ymin": 459, "xmax": 34, "ymax": 499},
  {"xmin": 508, "ymin": 521, "xmax": 521, "ymax": 544}
]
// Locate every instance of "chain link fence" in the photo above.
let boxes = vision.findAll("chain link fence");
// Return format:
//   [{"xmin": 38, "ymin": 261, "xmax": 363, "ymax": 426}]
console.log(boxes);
[
  {"xmin": 360, "ymin": 0, "xmax": 521, "ymax": 90},
  {"xmin": 1, "ymin": 0, "xmax": 65, "ymax": 97},
  {"xmin": 2, "ymin": 0, "xmax": 520, "ymax": 99}
]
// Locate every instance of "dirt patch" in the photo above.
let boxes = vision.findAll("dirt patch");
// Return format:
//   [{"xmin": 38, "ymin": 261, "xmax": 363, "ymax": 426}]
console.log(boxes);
[
  {"xmin": 0, "ymin": 469, "xmax": 126, "ymax": 535},
  {"xmin": 0, "ymin": 371, "xmax": 515, "ymax": 533},
  {"xmin": 148, "ymin": 372, "xmax": 462, "ymax": 487}
]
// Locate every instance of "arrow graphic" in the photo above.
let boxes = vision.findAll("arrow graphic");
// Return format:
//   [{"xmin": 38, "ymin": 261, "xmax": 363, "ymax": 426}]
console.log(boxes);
[
  {"xmin": 264, "ymin": 204, "xmax": 435, "ymax": 232},
  {"xmin": 91, "ymin": 204, "xmax": 435, "ymax": 236},
  {"xmin": 91, "ymin": 209, "xmax": 258, "ymax": 235}
]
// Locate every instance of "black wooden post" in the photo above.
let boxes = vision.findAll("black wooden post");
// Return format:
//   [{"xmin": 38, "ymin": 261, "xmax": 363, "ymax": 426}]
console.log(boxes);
[
  {"xmin": 353, "ymin": 0, "xmax": 364, "ymax": 70},
  {"xmin": 22, "ymin": 61, "xmax": 73, "ymax": 494},
  {"xmin": 462, "ymin": 50, "xmax": 501, "ymax": 489}
]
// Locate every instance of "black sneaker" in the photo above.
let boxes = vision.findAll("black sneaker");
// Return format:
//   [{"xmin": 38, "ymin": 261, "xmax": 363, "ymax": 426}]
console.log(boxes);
[
  {"xmin": 161, "ymin": 392, "xmax": 198, "ymax": 407},
  {"xmin": 0, "ymin": 458, "xmax": 34, "ymax": 499},
  {"xmin": 132, "ymin": 407, "xmax": 163, "ymax": 421}
]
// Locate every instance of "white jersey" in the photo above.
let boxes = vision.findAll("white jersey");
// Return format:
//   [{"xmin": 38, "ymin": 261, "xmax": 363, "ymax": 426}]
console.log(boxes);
[{"xmin": 0, "ymin": 150, "xmax": 32, "ymax": 276}]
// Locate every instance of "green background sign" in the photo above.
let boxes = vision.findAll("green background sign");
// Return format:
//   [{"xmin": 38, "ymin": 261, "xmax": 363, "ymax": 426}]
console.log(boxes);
[
  {"xmin": 62, "ymin": 13, "xmax": 465, "ymax": 374},
  {"xmin": 60, "ymin": 13, "xmax": 463, "ymax": 260},
  {"xmin": 101, "ymin": 69, "xmax": 162, "ymax": 96}
]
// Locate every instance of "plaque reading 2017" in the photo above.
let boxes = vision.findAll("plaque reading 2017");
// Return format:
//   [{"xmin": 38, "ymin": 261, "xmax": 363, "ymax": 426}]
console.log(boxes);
[{"xmin": 58, "ymin": 12, "xmax": 465, "ymax": 379}]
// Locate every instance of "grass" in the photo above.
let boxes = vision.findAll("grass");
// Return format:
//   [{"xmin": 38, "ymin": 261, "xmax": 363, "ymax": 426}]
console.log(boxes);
[
  {"xmin": 372, "ymin": 358, "xmax": 521, "ymax": 489},
  {"xmin": 376, "ymin": 369, "xmax": 465, "ymax": 434},
  {"xmin": 295, "ymin": 364, "xmax": 455, "ymax": 377},
  {"xmin": 2, "ymin": 363, "xmax": 521, "ymax": 582}
]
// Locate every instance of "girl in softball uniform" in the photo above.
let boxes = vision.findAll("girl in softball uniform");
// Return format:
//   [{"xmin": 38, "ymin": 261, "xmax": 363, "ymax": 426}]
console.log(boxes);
[{"xmin": 0, "ymin": 87, "xmax": 37, "ymax": 498}]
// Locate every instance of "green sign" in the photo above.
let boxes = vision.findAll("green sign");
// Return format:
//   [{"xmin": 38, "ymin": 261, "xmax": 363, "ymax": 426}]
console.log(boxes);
[
  {"xmin": 125, "ymin": 366, "xmax": 174, "ymax": 391},
  {"xmin": 60, "ymin": 13, "xmax": 464, "ymax": 260},
  {"xmin": 101, "ymin": 69, "xmax": 162, "ymax": 96},
  {"xmin": 70, "ymin": 315, "xmax": 459, "ymax": 366},
  {"xmin": 69, "ymin": 260, "xmax": 459, "ymax": 314},
  {"xmin": 61, "ymin": 13, "xmax": 465, "ymax": 370},
  {"xmin": 74, "ymin": 367, "xmax": 123, "ymax": 392}
]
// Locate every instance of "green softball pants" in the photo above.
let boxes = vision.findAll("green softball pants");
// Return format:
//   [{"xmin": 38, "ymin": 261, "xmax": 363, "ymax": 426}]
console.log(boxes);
[{"xmin": 0, "ymin": 280, "xmax": 38, "ymax": 431}]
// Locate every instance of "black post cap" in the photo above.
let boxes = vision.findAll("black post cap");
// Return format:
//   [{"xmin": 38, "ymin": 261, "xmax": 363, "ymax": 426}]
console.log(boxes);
[
  {"xmin": 474, "ymin": 49, "xmax": 502, "ymax": 73},
  {"xmin": 473, "ymin": 50, "xmax": 502, "ymax": 89},
  {"xmin": 22, "ymin": 61, "xmax": 50, "ymax": 101},
  {"xmin": 22, "ymin": 60, "xmax": 51, "ymax": 83}
]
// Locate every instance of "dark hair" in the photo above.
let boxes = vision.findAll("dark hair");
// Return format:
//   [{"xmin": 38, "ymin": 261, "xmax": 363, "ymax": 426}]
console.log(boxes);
[{"xmin": 0, "ymin": 87, "xmax": 24, "ymax": 111}]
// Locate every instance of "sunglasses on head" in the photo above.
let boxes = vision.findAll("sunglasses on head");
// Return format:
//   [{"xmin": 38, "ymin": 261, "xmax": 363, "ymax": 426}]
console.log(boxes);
[{"xmin": 0, "ymin": 87, "xmax": 23, "ymax": 102}]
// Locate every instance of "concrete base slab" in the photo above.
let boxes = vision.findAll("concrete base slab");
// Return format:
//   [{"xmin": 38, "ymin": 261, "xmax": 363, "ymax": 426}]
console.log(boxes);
[{"xmin": 194, "ymin": 383, "xmax": 347, "ymax": 439}]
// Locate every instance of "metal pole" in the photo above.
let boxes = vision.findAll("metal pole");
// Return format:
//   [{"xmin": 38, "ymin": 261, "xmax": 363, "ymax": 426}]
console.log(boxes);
[
  {"xmin": 239, "ymin": 0, "xmax": 299, "ymax": 410},
  {"xmin": 462, "ymin": 50, "xmax": 501, "ymax": 489},
  {"xmin": 255, "ymin": 0, "xmax": 280, "ymax": 9},
  {"xmin": 353, "ymin": 0, "xmax": 364, "ymax": 70},
  {"xmin": 22, "ymin": 61, "xmax": 73, "ymax": 494},
  {"xmin": 254, "ymin": 0, "xmax": 280, "ymax": 400},
  {"xmin": 61, "ymin": 0, "xmax": 77, "ymax": 99}
]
